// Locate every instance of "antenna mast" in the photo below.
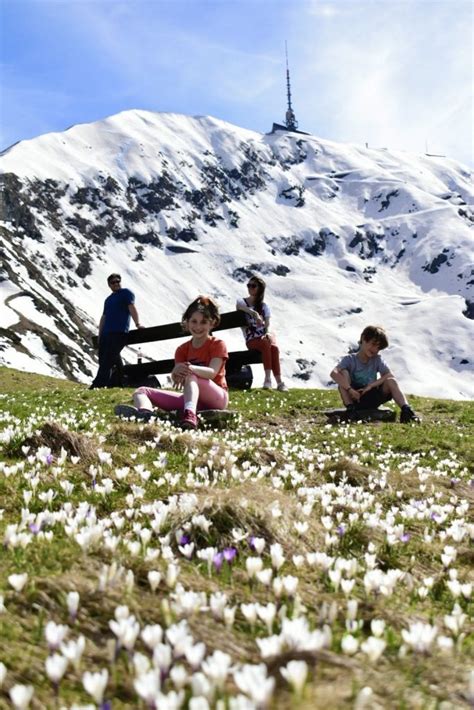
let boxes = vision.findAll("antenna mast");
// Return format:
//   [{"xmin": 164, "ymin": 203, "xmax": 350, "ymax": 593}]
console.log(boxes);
[{"xmin": 285, "ymin": 41, "xmax": 298, "ymax": 130}]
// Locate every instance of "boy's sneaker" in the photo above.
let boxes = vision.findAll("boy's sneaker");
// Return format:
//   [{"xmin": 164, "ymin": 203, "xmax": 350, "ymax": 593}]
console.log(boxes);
[
  {"xmin": 400, "ymin": 405, "xmax": 419, "ymax": 424},
  {"xmin": 180, "ymin": 409, "xmax": 198, "ymax": 430},
  {"xmin": 276, "ymin": 382, "xmax": 288, "ymax": 392},
  {"xmin": 345, "ymin": 403, "xmax": 360, "ymax": 421},
  {"xmin": 114, "ymin": 404, "xmax": 151, "ymax": 422}
]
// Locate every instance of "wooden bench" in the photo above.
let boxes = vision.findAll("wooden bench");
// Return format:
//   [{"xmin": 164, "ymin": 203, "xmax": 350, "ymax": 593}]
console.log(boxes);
[{"xmin": 121, "ymin": 310, "xmax": 262, "ymax": 387}]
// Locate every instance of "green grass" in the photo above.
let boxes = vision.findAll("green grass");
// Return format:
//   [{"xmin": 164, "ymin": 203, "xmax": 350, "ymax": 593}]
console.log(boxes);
[{"xmin": 0, "ymin": 366, "xmax": 473, "ymax": 709}]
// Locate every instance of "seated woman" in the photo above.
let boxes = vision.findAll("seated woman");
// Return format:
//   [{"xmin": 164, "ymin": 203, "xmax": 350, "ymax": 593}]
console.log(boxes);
[
  {"xmin": 236, "ymin": 275, "xmax": 287, "ymax": 391},
  {"xmin": 115, "ymin": 296, "xmax": 228, "ymax": 430}
]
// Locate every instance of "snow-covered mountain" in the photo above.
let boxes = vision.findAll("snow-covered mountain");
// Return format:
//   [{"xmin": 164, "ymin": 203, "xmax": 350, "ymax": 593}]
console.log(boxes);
[{"xmin": 1, "ymin": 109, "xmax": 473, "ymax": 398}]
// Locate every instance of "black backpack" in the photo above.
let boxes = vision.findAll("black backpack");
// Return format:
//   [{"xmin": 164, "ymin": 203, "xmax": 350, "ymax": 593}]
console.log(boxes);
[{"xmin": 226, "ymin": 364, "xmax": 253, "ymax": 390}]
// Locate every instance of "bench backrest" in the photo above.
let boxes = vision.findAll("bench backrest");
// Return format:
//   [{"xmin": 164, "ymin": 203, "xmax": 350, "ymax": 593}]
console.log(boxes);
[{"xmin": 125, "ymin": 310, "xmax": 248, "ymax": 346}]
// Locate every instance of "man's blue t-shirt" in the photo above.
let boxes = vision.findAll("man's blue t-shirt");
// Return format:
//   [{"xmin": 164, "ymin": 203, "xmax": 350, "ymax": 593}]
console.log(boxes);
[
  {"xmin": 337, "ymin": 353, "xmax": 390, "ymax": 388},
  {"xmin": 102, "ymin": 288, "xmax": 135, "ymax": 334}
]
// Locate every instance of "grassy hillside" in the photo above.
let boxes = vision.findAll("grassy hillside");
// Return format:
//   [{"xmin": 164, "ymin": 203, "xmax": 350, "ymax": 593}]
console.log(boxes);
[{"xmin": 0, "ymin": 366, "xmax": 472, "ymax": 709}]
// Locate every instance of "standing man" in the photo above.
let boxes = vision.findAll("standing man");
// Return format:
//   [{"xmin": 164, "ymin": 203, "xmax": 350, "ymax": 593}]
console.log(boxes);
[{"xmin": 90, "ymin": 273, "xmax": 144, "ymax": 388}]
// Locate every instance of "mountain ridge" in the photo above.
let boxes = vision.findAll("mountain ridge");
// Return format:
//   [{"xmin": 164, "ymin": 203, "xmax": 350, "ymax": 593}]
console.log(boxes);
[{"xmin": 0, "ymin": 109, "xmax": 473, "ymax": 398}]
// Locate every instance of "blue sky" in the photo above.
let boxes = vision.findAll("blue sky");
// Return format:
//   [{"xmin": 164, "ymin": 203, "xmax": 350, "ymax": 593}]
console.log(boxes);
[{"xmin": 1, "ymin": 0, "xmax": 472, "ymax": 165}]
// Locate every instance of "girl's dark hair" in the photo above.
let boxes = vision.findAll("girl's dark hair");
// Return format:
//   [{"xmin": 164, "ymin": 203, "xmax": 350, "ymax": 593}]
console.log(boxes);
[
  {"xmin": 360, "ymin": 325, "xmax": 389, "ymax": 350},
  {"xmin": 248, "ymin": 274, "xmax": 266, "ymax": 310},
  {"xmin": 182, "ymin": 295, "xmax": 221, "ymax": 331}
]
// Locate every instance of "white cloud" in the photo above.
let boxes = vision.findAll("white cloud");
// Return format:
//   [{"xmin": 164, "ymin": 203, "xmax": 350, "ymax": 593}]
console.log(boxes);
[{"xmin": 290, "ymin": 0, "xmax": 473, "ymax": 164}]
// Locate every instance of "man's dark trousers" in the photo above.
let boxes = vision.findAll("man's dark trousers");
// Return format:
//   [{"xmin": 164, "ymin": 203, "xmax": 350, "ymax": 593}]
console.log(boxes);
[{"xmin": 91, "ymin": 332, "xmax": 127, "ymax": 388}]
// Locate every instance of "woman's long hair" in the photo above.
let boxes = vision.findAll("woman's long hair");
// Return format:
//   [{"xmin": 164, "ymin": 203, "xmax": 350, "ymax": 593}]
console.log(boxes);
[
  {"xmin": 248, "ymin": 275, "xmax": 266, "ymax": 311},
  {"xmin": 182, "ymin": 295, "xmax": 221, "ymax": 331}
]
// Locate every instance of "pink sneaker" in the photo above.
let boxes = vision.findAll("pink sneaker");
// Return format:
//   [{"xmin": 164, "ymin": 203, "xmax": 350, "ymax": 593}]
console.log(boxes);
[{"xmin": 180, "ymin": 409, "xmax": 198, "ymax": 430}]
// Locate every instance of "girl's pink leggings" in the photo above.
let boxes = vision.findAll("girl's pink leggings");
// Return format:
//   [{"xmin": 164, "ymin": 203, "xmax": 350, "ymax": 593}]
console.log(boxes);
[
  {"xmin": 133, "ymin": 377, "xmax": 228, "ymax": 412},
  {"xmin": 246, "ymin": 335, "xmax": 281, "ymax": 377}
]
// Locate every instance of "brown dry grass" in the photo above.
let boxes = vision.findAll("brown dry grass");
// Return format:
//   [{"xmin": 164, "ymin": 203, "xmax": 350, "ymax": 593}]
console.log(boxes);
[{"xmin": 26, "ymin": 422, "xmax": 98, "ymax": 462}]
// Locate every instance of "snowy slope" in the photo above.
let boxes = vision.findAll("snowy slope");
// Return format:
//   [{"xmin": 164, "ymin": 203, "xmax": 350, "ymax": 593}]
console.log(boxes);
[{"xmin": 0, "ymin": 109, "xmax": 473, "ymax": 398}]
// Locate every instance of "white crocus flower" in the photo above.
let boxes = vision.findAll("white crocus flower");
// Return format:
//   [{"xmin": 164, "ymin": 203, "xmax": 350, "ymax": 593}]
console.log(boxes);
[
  {"xmin": 133, "ymin": 652, "xmax": 151, "ymax": 677},
  {"xmin": 134, "ymin": 669, "xmax": 161, "ymax": 704},
  {"xmin": 228, "ymin": 694, "xmax": 259, "ymax": 710},
  {"xmin": 341, "ymin": 578, "xmax": 355, "ymax": 595},
  {"xmin": 45, "ymin": 621, "xmax": 69, "ymax": 650},
  {"xmin": 209, "ymin": 591, "xmax": 228, "ymax": 620},
  {"xmin": 8, "ymin": 573, "xmax": 28, "ymax": 592},
  {"xmin": 280, "ymin": 660, "xmax": 308, "ymax": 695},
  {"xmin": 170, "ymin": 664, "xmax": 188, "ymax": 690},
  {"xmin": 328, "ymin": 568, "xmax": 342, "ymax": 591},
  {"xmin": 178, "ymin": 542, "xmax": 195, "ymax": 559},
  {"xmin": 272, "ymin": 576, "xmax": 284, "ymax": 599},
  {"xmin": 436, "ymin": 635, "xmax": 454, "ymax": 653},
  {"xmin": 346, "ymin": 599, "xmax": 358, "ymax": 621},
  {"xmin": 82, "ymin": 669, "xmax": 109, "ymax": 704},
  {"xmin": 233, "ymin": 663, "xmax": 275, "ymax": 706},
  {"xmin": 9, "ymin": 684, "xmax": 34, "ymax": 709},
  {"xmin": 441, "ymin": 545, "xmax": 457, "ymax": 567},
  {"xmin": 224, "ymin": 605, "xmax": 236, "ymax": 629},
  {"xmin": 354, "ymin": 686, "xmax": 374, "ymax": 710},
  {"xmin": 256, "ymin": 603, "xmax": 277, "ymax": 634},
  {"xmin": 166, "ymin": 563, "xmax": 179, "ymax": 589},
  {"xmin": 444, "ymin": 604, "xmax": 467, "ymax": 635},
  {"xmin": 153, "ymin": 643, "xmax": 173, "ymax": 673},
  {"xmin": 191, "ymin": 672, "xmax": 214, "ymax": 702},
  {"xmin": 270, "ymin": 543, "xmax": 285, "ymax": 570},
  {"xmin": 256, "ymin": 568, "xmax": 273, "ymax": 586},
  {"xmin": 109, "ymin": 615, "xmax": 140, "ymax": 650},
  {"xmin": 294, "ymin": 521, "xmax": 309, "ymax": 535},
  {"xmin": 45, "ymin": 654, "xmax": 68, "ymax": 684},
  {"xmin": 251, "ymin": 537, "xmax": 266, "ymax": 554},
  {"xmin": 245, "ymin": 557, "xmax": 263, "ymax": 579},
  {"xmin": 241, "ymin": 603, "xmax": 258, "ymax": 628},
  {"xmin": 256, "ymin": 635, "xmax": 284, "ymax": 658},
  {"xmin": 370, "ymin": 619, "xmax": 386, "ymax": 638},
  {"xmin": 0, "ymin": 662, "xmax": 6, "ymax": 687},
  {"xmin": 341, "ymin": 634, "xmax": 359, "ymax": 655},
  {"xmin": 360, "ymin": 636, "xmax": 386, "ymax": 662},
  {"xmin": 67, "ymin": 591, "xmax": 80, "ymax": 619},
  {"xmin": 60, "ymin": 635, "xmax": 86, "ymax": 670},
  {"xmin": 185, "ymin": 642, "xmax": 207, "ymax": 669},
  {"xmin": 148, "ymin": 570, "xmax": 162, "ymax": 592},
  {"xmin": 282, "ymin": 575, "xmax": 299, "ymax": 596},
  {"xmin": 201, "ymin": 650, "xmax": 232, "ymax": 690},
  {"xmin": 401, "ymin": 622, "xmax": 438, "ymax": 653},
  {"xmin": 446, "ymin": 579, "xmax": 462, "ymax": 598}
]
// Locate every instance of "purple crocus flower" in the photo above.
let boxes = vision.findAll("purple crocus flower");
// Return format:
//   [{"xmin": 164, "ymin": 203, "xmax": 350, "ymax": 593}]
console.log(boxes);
[
  {"xmin": 248, "ymin": 535, "xmax": 256, "ymax": 551},
  {"xmin": 400, "ymin": 533, "xmax": 411, "ymax": 543},
  {"xmin": 213, "ymin": 552, "xmax": 224, "ymax": 572},
  {"xmin": 223, "ymin": 547, "xmax": 237, "ymax": 564},
  {"xmin": 337, "ymin": 525, "xmax": 345, "ymax": 536},
  {"xmin": 179, "ymin": 534, "xmax": 191, "ymax": 546}
]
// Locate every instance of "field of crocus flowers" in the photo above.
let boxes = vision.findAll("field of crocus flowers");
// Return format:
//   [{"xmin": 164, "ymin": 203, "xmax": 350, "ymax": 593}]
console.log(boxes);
[{"xmin": 0, "ymin": 366, "xmax": 472, "ymax": 710}]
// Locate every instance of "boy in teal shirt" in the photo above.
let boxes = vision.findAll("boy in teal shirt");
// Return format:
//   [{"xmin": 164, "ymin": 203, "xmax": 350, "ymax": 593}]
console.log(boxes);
[{"xmin": 330, "ymin": 325, "xmax": 418, "ymax": 423}]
